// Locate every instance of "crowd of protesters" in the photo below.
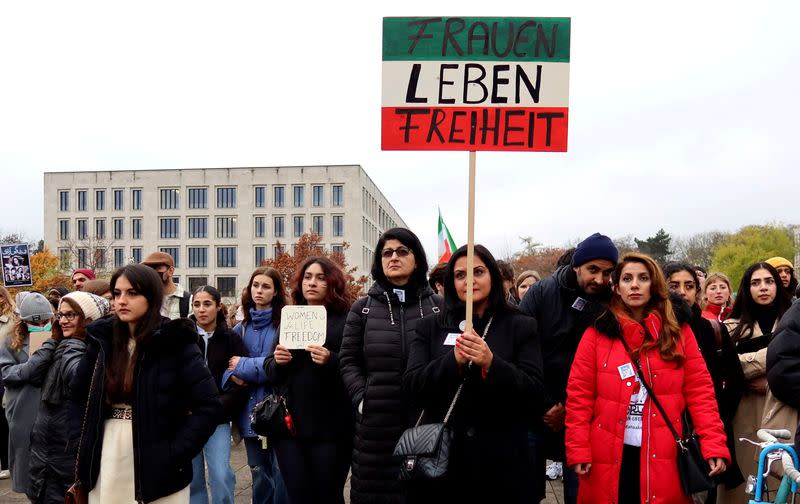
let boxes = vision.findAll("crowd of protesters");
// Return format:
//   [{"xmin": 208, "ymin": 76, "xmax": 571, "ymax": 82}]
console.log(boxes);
[{"xmin": 0, "ymin": 229, "xmax": 799, "ymax": 503}]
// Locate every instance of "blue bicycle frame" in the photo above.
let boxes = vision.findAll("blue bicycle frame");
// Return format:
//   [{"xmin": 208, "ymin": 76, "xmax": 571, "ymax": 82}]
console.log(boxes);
[{"xmin": 750, "ymin": 443, "xmax": 800, "ymax": 504}]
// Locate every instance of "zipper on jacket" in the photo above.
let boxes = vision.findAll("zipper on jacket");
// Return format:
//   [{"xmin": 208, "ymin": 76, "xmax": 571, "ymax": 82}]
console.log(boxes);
[
  {"xmin": 133, "ymin": 350, "xmax": 145, "ymax": 503},
  {"xmin": 399, "ymin": 305, "xmax": 407, "ymax": 371}
]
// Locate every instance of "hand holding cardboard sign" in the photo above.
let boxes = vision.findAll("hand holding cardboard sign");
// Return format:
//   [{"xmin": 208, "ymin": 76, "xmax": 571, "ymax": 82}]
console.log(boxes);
[{"xmin": 307, "ymin": 344, "xmax": 330, "ymax": 365}]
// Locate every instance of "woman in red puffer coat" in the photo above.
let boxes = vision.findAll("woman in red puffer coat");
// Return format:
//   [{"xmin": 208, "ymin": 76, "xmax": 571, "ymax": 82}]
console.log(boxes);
[{"xmin": 565, "ymin": 253, "xmax": 730, "ymax": 504}]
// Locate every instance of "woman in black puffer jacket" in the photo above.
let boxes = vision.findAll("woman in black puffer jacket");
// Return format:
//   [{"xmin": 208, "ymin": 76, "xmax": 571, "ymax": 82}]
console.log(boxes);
[
  {"xmin": 69, "ymin": 264, "xmax": 222, "ymax": 503},
  {"xmin": 340, "ymin": 228, "xmax": 443, "ymax": 504},
  {"xmin": 28, "ymin": 292, "xmax": 110, "ymax": 504}
]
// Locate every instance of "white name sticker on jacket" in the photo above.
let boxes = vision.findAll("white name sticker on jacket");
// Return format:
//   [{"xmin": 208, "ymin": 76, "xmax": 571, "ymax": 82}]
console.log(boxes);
[
  {"xmin": 571, "ymin": 297, "xmax": 587, "ymax": 311},
  {"xmin": 618, "ymin": 363, "xmax": 635, "ymax": 380},
  {"xmin": 443, "ymin": 333, "xmax": 460, "ymax": 346},
  {"xmin": 393, "ymin": 289, "xmax": 406, "ymax": 303}
]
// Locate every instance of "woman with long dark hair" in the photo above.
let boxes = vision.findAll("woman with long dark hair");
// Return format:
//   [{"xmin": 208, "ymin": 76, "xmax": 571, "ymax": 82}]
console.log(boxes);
[
  {"xmin": 404, "ymin": 244, "xmax": 544, "ymax": 503},
  {"xmin": 0, "ymin": 285, "xmax": 16, "ymax": 480},
  {"xmin": 566, "ymin": 253, "xmax": 729, "ymax": 503},
  {"xmin": 27, "ymin": 292, "xmax": 110, "ymax": 503},
  {"xmin": 189, "ymin": 285, "xmax": 248, "ymax": 504},
  {"xmin": 228, "ymin": 267, "xmax": 288, "ymax": 504},
  {"xmin": 265, "ymin": 257, "xmax": 354, "ymax": 504},
  {"xmin": 70, "ymin": 264, "xmax": 222, "ymax": 503},
  {"xmin": 663, "ymin": 262, "xmax": 746, "ymax": 500},
  {"xmin": 340, "ymin": 227, "xmax": 442, "ymax": 504},
  {"xmin": 719, "ymin": 262, "xmax": 792, "ymax": 504}
]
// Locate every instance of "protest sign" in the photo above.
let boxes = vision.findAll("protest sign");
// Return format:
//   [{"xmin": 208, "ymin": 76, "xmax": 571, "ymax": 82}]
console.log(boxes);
[
  {"xmin": 382, "ymin": 17, "xmax": 570, "ymax": 152},
  {"xmin": 1, "ymin": 243, "xmax": 33, "ymax": 287},
  {"xmin": 29, "ymin": 331, "xmax": 51, "ymax": 355},
  {"xmin": 279, "ymin": 305, "xmax": 327, "ymax": 350}
]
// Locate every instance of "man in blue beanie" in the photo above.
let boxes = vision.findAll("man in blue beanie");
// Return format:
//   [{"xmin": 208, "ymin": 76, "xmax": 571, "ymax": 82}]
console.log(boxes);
[{"xmin": 519, "ymin": 232, "xmax": 618, "ymax": 504}]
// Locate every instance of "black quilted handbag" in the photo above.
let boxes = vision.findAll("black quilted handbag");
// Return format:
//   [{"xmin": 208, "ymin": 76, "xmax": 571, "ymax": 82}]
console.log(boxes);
[
  {"xmin": 250, "ymin": 393, "xmax": 295, "ymax": 438},
  {"xmin": 393, "ymin": 383, "xmax": 462, "ymax": 481}
]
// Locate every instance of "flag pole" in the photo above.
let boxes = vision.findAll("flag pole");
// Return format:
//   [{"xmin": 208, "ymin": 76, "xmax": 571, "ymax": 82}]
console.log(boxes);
[{"xmin": 465, "ymin": 151, "xmax": 476, "ymax": 333}]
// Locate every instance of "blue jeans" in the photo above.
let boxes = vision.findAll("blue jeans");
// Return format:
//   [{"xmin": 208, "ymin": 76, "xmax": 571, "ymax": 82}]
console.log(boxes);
[
  {"xmin": 528, "ymin": 430, "xmax": 578, "ymax": 504},
  {"xmin": 191, "ymin": 423, "xmax": 236, "ymax": 504},
  {"xmin": 243, "ymin": 437, "xmax": 288, "ymax": 504}
]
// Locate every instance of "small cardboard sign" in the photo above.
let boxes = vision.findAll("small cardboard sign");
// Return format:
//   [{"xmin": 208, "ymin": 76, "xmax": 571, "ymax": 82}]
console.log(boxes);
[
  {"xmin": 29, "ymin": 331, "xmax": 51, "ymax": 355},
  {"xmin": 279, "ymin": 306, "xmax": 327, "ymax": 350}
]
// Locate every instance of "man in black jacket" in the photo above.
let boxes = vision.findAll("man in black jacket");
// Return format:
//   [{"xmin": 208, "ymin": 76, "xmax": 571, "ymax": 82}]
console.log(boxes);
[
  {"xmin": 766, "ymin": 301, "xmax": 800, "ymax": 450},
  {"xmin": 519, "ymin": 232, "xmax": 618, "ymax": 504}
]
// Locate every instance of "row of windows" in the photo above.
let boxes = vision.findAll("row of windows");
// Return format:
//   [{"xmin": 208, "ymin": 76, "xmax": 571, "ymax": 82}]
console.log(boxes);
[
  {"xmin": 59, "ymin": 185, "xmax": 345, "ymax": 212},
  {"xmin": 361, "ymin": 186, "xmax": 397, "ymax": 233},
  {"xmin": 59, "ymin": 244, "xmax": 345, "ymax": 271},
  {"xmin": 60, "ymin": 189, "xmax": 142, "ymax": 212},
  {"xmin": 58, "ymin": 215, "xmax": 345, "ymax": 241}
]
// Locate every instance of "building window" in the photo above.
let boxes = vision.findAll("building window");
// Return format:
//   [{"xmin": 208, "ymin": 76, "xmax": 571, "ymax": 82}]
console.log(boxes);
[
  {"xmin": 216, "ymin": 247, "xmax": 237, "ymax": 268},
  {"xmin": 58, "ymin": 248, "xmax": 70, "ymax": 270},
  {"xmin": 254, "ymin": 216, "xmax": 266, "ymax": 238},
  {"xmin": 95, "ymin": 219, "xmax": 106, "ymax": 240},
  {"xmin": 93, "ymin": 249, "xmax": 106, "ymax": 270},
  {"xmin": 312, "ymin": 215, "xmax": 324, "ymax": 236},
  {"xmin": 172, "ymin": 276, "xmax": 180, "ymax": 285},
  {"xmin": 188, "ymin": 217, "xmax": 208, "ymax": 239},
  {"xmin": 159, "ymin": 247, "xmax": 180, "ymax": 268},
  {"xmin": 274, "ymin": 216, "xmax": 285, "ymax": 238},
  {"xmin": 77, "ymin": 190, "xmax": 87, "ymax": 211},
  {"xmin": 95, "ymin": 190, "xmax": 105, "ymax": 211},
  {"xmin": 58, "ymin": 220, "xmax": 69, "ymax": 240},
  {"xmin": 188, "ymin": 188, "xmax": 208, "ymax": 209},
  {"xmin": 188, "ymin": 247, "xmax": 208, "ymax": 268},
  {"xmin": 293, "ymin": 185, "xmax": 304, "ymax": 207},
  {"xmin": 160, "ymin": 188, "xmax": 179, "ymax": 209},
  {"xmin": 59, "ymin": 191, "xmax": 69, "ymax": 211},
  {"xmin": 77, "ymin": 248, "xmax": 88, "ymax": 268},
  {"xmin": 216, "ymin": 217, "xmax": 237, "ymax": 238},
  {"xmin": 312, "ymin": 185, "xmax": 324, "ymax": 207},
  {"xmin": 77, "ymin": 219, "xmax": 88, "ymax": 240},
  {"xmin": 274, "ymin": 244, "xmax": 284, "ymax": 259},
  {"xmin": 274, "ymin": 186, "xmax": 285, "ymax": 208},
  {"xmin": 332, "ymin": 185, "xmax": 344, "ymax": 206},
  {"xmin": 113, "ymin": 248, "xmax": 125, "ymax": 268},
  {"xmin": 332, "ymin": 244, "xmax": 344, "ymax": 255},
  {"xmin": 131, "ymin": 189, "xmax": 142, "ymax": 210},
  {"xmin": 160, "ymin": 218, "xmax": 180, "ymax": 239},
  {"xmin": 113, "ymin": 189, "xmax": 123, "ymax": 210},
  {"xmin": 217, "ymin": 277, "xmax": 236, "ymax": 298},
  {"xmin": 131, "ymin": 218, "xmax": 142, "ymax": 240},
  {"xmin": 254, "ymin": 246, "xmax": 266, "ymax": 267},
  {"xmin": 188, "ymin": 276, "xmax": 208, "ymax": 292},
  {"xmin": 332, "ymin": 215, "xmax": 344, "ymax": 237},
  {"xmin": 293, "ymin": 215, "xmax": 304, "ymax": 237},
  {"xmin": 131, "ymin": 247, "xmax": 142, "ymax": 263},
  {"xmin": 217, "ymin": 187, "xmax": 236, "ymax": 208},
  {"xmin": 254, "ymin": 186, "xmax": 266, "ymax": 208},
  {"xmin": 113, "ymin": 218, "xmax": 124, "ymax": 240}
]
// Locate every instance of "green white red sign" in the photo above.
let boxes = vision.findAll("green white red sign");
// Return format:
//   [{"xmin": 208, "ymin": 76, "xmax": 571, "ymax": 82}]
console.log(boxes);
[{"xmin": 382, "ymin": 17, "xmax": 570, "ymax": 152}]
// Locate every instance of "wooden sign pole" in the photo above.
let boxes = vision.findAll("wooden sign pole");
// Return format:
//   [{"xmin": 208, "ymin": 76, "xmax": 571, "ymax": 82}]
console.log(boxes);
[{"xmin": 464, "ymin": 151, "xmax": 477, "ymax": 333}]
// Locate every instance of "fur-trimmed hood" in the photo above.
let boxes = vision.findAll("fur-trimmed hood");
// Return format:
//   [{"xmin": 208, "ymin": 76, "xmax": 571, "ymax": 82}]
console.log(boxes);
[{"xmin": 592, "ymin": 292, "xmax": 693, "ymax": 340}]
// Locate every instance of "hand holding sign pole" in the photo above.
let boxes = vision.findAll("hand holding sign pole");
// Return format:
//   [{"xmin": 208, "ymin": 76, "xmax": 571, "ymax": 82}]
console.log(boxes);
[{"xmin": 382, "ymin": 17, "xmax": 570, "ymax": 331}]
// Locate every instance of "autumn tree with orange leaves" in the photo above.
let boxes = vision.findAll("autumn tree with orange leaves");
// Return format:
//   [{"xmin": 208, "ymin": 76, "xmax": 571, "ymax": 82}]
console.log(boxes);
[{"xmin": 260, "ymin": 233, "xmax": 369, "ymax": 302}]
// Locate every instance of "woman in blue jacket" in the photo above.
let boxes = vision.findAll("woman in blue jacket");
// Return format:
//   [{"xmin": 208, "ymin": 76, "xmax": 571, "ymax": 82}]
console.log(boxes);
[{"xmin": 228, "ymin": 266, "xmax": 288, "ymax": 504}]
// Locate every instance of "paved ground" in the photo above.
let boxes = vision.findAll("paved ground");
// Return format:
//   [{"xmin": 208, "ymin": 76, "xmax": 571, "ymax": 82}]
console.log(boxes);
[{"xmin": 0, "ymin": 443, "xmax": 564, "ymax": 503}]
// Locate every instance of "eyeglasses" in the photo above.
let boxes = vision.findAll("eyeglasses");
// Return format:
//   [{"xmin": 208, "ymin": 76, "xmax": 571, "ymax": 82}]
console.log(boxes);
[
  {"xmin": 56, "ymin": 312, "xmax": 79, "ymax": 321},
  {"xmin": 381, "ymin": 247, "xmax": 412, "ymax": 259}
]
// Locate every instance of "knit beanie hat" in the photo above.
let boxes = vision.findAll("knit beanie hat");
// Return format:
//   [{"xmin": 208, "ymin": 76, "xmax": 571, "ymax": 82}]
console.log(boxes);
[
  {"xmin": 72, "ymin": 268, "xmax": 96, "ymax": 280},
  {"xmin": 19, "ymin": 292, "xmax": 54, "ymax": 322},
  {"xmin": 61, "ymin": 292, "xmax": 111, "ymax": 322},
  {"xmin": 572, "ymin": 233, "xmax": 619, "ymax": 267},
  {"xmin": 766, "ymin": 257, "xmax": 793, "ymax": 270}
]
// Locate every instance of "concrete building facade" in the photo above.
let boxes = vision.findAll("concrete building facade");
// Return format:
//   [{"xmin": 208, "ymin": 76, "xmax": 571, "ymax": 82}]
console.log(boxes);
[{"xmin": 43, "ymin": 165, "xmax": 406, "ymax": 297}]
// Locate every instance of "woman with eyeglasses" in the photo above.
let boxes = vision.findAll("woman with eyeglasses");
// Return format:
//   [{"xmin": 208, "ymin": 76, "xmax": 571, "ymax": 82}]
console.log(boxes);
[
  {"xmin": 27, "ymin": 292, "xmax": 110, "ymax": 503},
  {"xmin": 403, "ymin": 244, "xmax": 544, "ymax": 503},
  {"xmin": 340, "ymin": 228, "xmax": 443, "ymax": 504},
  {"xmin": 70, "ymin": 264, "xmax": 222, "ymax": 503},
  {"xmin": 0, "ymin": 292, "xmax": 57, "ymax": 494},
  {"xmin": 265, "ymin": 257, "xmax": 355, "ymax": 504}
]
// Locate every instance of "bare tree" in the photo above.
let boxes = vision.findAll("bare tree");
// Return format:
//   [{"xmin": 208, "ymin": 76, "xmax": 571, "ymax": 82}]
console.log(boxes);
[
  {"xmin": 670, "ymin": 231, "xmax": 730, "ymax": 269},
  {"xmin": 63, "ymin": 235, "xmax": 117, "ymax": 276}
]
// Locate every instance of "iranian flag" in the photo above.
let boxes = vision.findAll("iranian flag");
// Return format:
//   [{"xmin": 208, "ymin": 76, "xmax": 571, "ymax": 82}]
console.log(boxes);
[{"xmin": 437, "ymin": 209, "xmax": 457, "ymax": 263}]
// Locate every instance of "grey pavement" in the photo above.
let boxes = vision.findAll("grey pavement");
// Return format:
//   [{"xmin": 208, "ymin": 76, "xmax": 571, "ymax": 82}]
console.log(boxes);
[{"xmin": 0, "ymin": 442, "xmax": 564, "ymax": 503}]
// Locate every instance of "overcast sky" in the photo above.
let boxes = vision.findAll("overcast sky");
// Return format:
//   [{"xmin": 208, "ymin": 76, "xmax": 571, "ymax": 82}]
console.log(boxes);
[{"xmin": 1, "ymin": 1, "xmax": 797, "ymax": 261}]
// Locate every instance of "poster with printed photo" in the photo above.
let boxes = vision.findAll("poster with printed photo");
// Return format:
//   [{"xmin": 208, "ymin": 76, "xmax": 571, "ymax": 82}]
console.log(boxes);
[{"xmin": 1, "ymin": 243, "xmax": 33, "ymax": 287}]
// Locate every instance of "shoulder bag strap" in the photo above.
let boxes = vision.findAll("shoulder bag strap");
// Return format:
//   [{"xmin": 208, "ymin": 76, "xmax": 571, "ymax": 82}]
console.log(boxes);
[
  {"xmin": 709, "ymin": 319, "xmax": 723, "ymax": 352},
  {"xmin": 415, "ymin": 316, "xmax": 494, "ymax": 427},
  {"xmin": 74, "ymin": 354, "xmax": 101, "ymax": 483},
  {"xmin": 618, "ymin": 336, "xmax": 682, "ymax": 445}
]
